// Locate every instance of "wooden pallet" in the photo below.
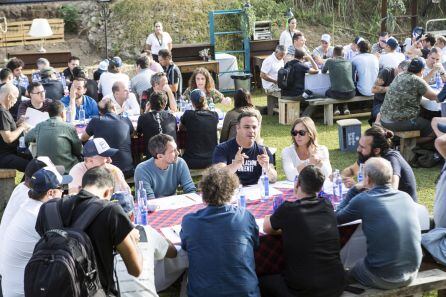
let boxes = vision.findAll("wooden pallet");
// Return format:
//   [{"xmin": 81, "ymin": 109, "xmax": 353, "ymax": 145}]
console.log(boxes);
[{"xmin": 0, "ymin": 19, "xmax": 65, "ymax": 47}]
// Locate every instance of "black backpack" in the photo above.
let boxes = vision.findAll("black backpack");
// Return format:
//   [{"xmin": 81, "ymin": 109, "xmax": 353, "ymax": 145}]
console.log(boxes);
[
  {"xmin": 24, "ymin": 197, "xmax": 107, "ymax": 297},
  {"xmin": 277, "ymin": 66, "xmax": 291, "ymax": 89}
]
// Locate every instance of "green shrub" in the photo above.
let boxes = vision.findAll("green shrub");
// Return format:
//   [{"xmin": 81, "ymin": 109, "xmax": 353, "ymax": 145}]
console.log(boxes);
[{"xmin": 58, "ymin": 4, "xmax": 80, "ymax": 34}]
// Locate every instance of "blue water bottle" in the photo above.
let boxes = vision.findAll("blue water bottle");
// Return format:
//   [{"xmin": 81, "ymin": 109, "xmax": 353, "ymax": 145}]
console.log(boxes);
[
  {"xmin": 237, "ymin": 185, "xmax": 246, "ymax": 208},
  {"xmin": 137, "ymin": 181, "xmax": 148, "ymax": 225},
  {"xmin": 79, "ymin": 105, "xmax": 86, "ymax": 125},
  {"xmin": 273, "ymin": 194, "xmax": 284, "ymax": 212},
  {"xmin": 436, "ymin": 72, "xmax": 443, "ymax": 90},
  {"xmin": 357, "ymin": 163, "xmax": 364, "ymax": 183}
]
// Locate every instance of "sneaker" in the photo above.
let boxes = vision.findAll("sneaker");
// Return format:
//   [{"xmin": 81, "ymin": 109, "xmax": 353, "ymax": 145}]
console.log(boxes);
[
  {"xmin": 343, "ymin": 105, "xmax": 350, "ymax": 115},
  {"xmin": 334, "ymin": 108, "xmax": 341, "ymax": 116}
]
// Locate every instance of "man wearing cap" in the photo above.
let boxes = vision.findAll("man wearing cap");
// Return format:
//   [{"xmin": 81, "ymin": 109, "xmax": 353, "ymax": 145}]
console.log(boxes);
[
  {"xmin": 131, "ymin": 55, "xmax": 156, "ymax": 101},
  {"xmin": 102, "ymin": 80, "xmax": 140, "ymax": 116},
  {"xmin": 158, "ymin": 49, "xmax": 182, "ymax": 100},
  {"xmin": 98, "ymin": 56, "xmax": 130, "ymax": 97},
  {"xmin": 68, "ymin": 138, "xmax": 130, "ymax": 194},
  {"xmin": 81, "ymin": 99, "xmax": 135, "ymax": 178},
  {"xmin": 422, "ymin": 47, "xmax": 446, "ymax": 85},
  {"xmin": 17, "ymin": 82, "xmax": 52, "ymax": 119},
  {"xmin": 61, "ymin": 77, "xmax": 99, "ymax": 120},
  {"xmin": 31, "ymin": 57, "xmax": 50, "ymax": 83},
  {"xmin": 344, "ymin": 36, "xmax": 363, "ymax": 61},
  {"xmin": 25, "ymin": 101, "xmax": 82, "ymax": 173},
  {"xmin": 134, "ymin": 133, "xmax": 196, "ymax": 199},
  {"xmin": 112, "ymin": 191, "xmax": 178, "ymax": 297},
  {"xmin": 93, "ymin": 59, "xmax": 109, "ymax": 82},
  {"xmin": 260, "ymin": 45, "xmax": 286, "ymax": 93},
  {"xmin": 40, "ymin": 66, "xmax": 64, "ymax": 101},
  {"xmin": 62, "ymin": 56, "xmax": 80, "ymax": 86},
  {"xmin": 379, "ymin": 37, "xmax": 405, "ymax": 69},
  {"xmin": 0, "ymin": 167, "xmax": 71, "ymax": 297},
  {"xmin": 313, "ymin": 34, "xmax": 334, "ymax": 67}
]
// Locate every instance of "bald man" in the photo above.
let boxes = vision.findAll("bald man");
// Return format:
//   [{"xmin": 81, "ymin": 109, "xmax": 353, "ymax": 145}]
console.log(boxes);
[
  {"xmin": 337, "ymin": 157, "xmax": 421, "ymax": 290},
  {"xmin": 103, "ymin": 80, "xmax": 140, "ymax": 116},
  {"xmin": 0, "ymin": 83, "xmax": 30, "ymax": 171}
]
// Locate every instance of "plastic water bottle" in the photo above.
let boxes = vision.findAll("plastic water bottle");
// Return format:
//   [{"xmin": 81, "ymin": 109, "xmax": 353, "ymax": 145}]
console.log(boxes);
[
  {"xmin": 178, "ymin": 96, "xmax": 186, "ymax": 112},
  {"xmin": 294, "ymin": 175, "xmax": 299, "ymax": 189},
  {"xmin": 18, "ymin": 136, "xmax": 27, "ymax": 153},
  {"xmin": 237, "ymin": 185, "xmax": 246, "ymax": 208},
  {"xmin": 137, "ymin": 181, "xmax": 148, "ymax": 225},
  {"xmin": 258, "ymin": 169, "xmax": 270, "ymax": 202},
  {"xmin": 64, "ymin": 86, "xmax": 69, "ymax": 97},
  {"xmin": 79, "ymin": 105, "xmax": 86, "ymax": 125},
  {"xmin": 60, "ymin": 73, "xmax": 67, "ymax": 89},
  {"xmin": 209, "ymin": 101, "xmax": 216, "ymax": 111},
  {"xmin": 357, "ymin": 163, "xmax": 364, "ymax": 183},
  {"xmin": 335, "ymin": 172, "xmax": 343, "ymax": 201},
  {"xmin": 273, "ymin": 194, "xmax": 284, "ymax": 212},
  {"xmin": 66, "ymin": 107, "xmax": 72, "ymax": 123},
  {"xmin": 436, "ymin": 72, "xmax": 443, "ymax": 90}
]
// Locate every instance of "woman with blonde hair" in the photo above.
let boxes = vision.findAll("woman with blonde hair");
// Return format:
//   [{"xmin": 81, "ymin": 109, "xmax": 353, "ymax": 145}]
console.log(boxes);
[
  {"xmin": 182, "ymin": 67, "xmax": 231, "ymax": 105},
  {"xmin": 281, "ymin": 117, "xmax": 332, "ymax": 181}
]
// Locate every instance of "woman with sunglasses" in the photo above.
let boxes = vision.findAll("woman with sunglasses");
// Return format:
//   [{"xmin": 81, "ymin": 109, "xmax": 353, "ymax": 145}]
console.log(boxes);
[{"xmin": 281, "ymin": 117, "xmax": 332, "ymax": 181}]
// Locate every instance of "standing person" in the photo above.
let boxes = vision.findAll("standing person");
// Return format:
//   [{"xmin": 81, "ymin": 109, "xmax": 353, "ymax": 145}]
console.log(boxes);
[
  {"xmin": 183, "ymin": 67, "xmax": 231, "ymax": 105},
  {"xmin": 136, "ymin": 92, "xmax": 177, "ymax": 157},
  {"xmin": 181, "ymin": 166, "xmax": 260, "ymax": 297},
  {"xmin": 279, "ymin": 17, "xmax": 298, "ymax": 50},
  {"xmin": 131, "ymin": 55, "xmax": 156, "ymax": 101},
  {"xmin": 81, "ymin": 98, "xmax": 135, "ymax": 178},
  {"xmin": 260, "ymin": 45, "xmax": 286, "ymax": 93},
  {"xmin": 352, "ymin": 40, "xmax": 379, "ymax": 97},
  {"xmin": 281, "ymin": 117, "xmax": 332, "ymax": 181},
  {"xmin": 61, "ymin": 77, "xmax": 99, "ymax": 120},
  {"xmin": 313, "ymin": 34, "xmax": 334, "ymax": 67},
  {"xmin": 40, "ymin": 67, "xmax": 64, "ymax": 101},
  {"xmin": 379, "ymin": 37, "xmax": 405, "ymax": 69},
  {"xmin": 144, "ymin": 21, "xmax": 173, "ymax": 62},
  {"xmin": 322, "ymin": 45, "xmax": 356, "ymax": 115},
  {"xmin": 337, "ymin": 157, "xmax": 422, "ymax": 290},
  {"xmin": 213, "ymin": 110, "xmax": 277, "ymax": 186},
  {"xmin": 62, "ymin": 56, "xmax": 80, "ymax": 86},
  {"xmin": 0, "ymin": 83, "xmax": 30, "ymax": 172},
  {"xmin": 261, "ymin": 165, "xmax": 346, "ymax": 297},
  {"xmin": 180, "ymin": 89, "xmax": 218, "ymax": 169},
  {"xmin": 17, "ymin": 82, "xmax": 52, "ymax": 118},
  {"xmin": 0, "ymin": 167, "xmax": 70, "ymax": 297},
  {"xmin": 35, "ymin": 166, "xmax": 143, "ymax": 296},
  {"xmin": 25, "ymin": 101, "xmax": 82, "ymax": 174},
  {"xmin": 158, "ymin": 49, "xmax": 182, "ymax": 100}
]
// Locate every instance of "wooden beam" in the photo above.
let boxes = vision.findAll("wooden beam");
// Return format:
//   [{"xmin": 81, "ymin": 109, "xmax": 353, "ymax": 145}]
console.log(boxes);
[
  {"xmin": 411, "ymin": 0, "xmax": 418, "ymax": 30},
  {"xmin": 381, "ymin": 0, "xmax": 388, "ymax": 32}
]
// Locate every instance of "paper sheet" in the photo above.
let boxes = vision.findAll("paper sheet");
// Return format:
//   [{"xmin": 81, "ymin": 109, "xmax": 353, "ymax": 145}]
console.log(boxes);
[
  {"xmin": 149, "ymin": 193, "xmax": 203, "ymax": 211},
  {"xmin": 24, "ymin": 108, "xmax": 49, "ymax": 127},
  {"xmin": 271, "ymin": 180, "xmax": 295, "ymax": 189},
  {"xmin": 160, "ymin": 225, "xmax": 182, "ymax": 244},
  {"xmin": 242, "ymin": 185, "xmax": 283, "ymax": 201},
  {"xmin": 255, "ymin": 218, "xmax": 265, "ymax": 234}
]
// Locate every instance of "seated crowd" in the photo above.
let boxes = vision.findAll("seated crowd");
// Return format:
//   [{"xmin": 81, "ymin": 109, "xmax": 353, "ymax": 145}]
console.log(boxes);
[{"xmin": 1, "ymin": 22, "xmax": 446, "ymax": 297}]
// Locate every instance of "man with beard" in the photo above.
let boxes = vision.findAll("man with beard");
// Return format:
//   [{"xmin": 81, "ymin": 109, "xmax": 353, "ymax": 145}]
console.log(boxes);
[
  {"xmin": 134, "ymin": 133, "xmax": 196, "ymax": 199},
  {"xmin": 341, "ymin": 125, "xmax": 417, "ymax": 202},
  {"xmin": 61, "ymin": 77, "xmax": 99, "ymax": 120}
]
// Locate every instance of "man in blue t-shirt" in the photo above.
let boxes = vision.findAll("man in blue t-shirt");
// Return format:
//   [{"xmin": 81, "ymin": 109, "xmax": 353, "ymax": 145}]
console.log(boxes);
[
  {"xmin": 61, "ymin": 77, "xmax": 99, "ymax": 120},
  {"xmin": 212, "ymin": 110, "xmax": 277, "ymax": 186}
]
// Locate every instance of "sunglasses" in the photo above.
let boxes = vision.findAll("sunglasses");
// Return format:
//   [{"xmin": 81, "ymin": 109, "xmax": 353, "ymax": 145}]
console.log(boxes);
[{"xmin": 291, "ymin": 130, "xmax": 308, "ymax": 137}]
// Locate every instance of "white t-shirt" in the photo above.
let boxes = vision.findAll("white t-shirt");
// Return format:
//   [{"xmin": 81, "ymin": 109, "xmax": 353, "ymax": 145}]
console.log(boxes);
[
  {"xmin": 281, "ymin": 144, "xmax": 332, "ymax": 181},
  {"xmin": 352, "ymin": 53, "xmax": 379, "ymax": 96},
  {"xmin": 423, "ymin": 66, "xmax": 438, "ymax": 85},
  {"xmin": 0, "ymin": 183, "xmax": 29, "ymax": 248},
  {"xmin": 146, "ymin": 32, "xmax": 172, "ymax": 56},
  {"xmin": 279, "ymin": 30, "xmax": 294, "ymax": 50},
  {"xmin": 379, "ymin": 51, "xmax": 405, "ymax": 69},
  {"xmin": 99, "ymin": 72, "xmax": 131, "ymax": 97},
  {"xmin": 0, "ymin": 198, "xmax": 42, "ymax": 297},
  {"xmin": 343, "ymin": 44, "xmax": 358, "ymax": 61},
  {"xmin": 68, "ymin": 162, "xmax": 130, "ymax": 194},
  {"xmin": 103, "ymin": 93, "xmax": 141, "ymax": 116},
  {"xmin": 260, "ymin": 53, "xmax": 284, "ymax": 90},
  {"xmin": 115, "ymin": 225, "xmax": 168, "ymax": 297}
]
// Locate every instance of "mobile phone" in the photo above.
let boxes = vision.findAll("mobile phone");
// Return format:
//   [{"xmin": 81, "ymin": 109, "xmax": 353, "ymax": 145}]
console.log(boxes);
[{"xmin": 345, "ymin": 285, "xmax": 365, "ymax": 295}]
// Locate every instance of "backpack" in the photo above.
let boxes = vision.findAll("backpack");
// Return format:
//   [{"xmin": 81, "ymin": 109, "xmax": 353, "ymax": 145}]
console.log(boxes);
[
  {"xmin": 24, "ymin": 197, "xmax": 107, "ymax": 297},
  {"xmin": 277, "ymin": 66, "xmax": 291, "ymax": 89}
]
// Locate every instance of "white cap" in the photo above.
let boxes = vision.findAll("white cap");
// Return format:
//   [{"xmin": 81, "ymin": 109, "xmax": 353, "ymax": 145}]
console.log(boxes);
[
  {"xmin": 98, "ymin": 59, "xmax": 109, "ymax": 71},
  {"xmin": 321, "ymin": 34, "xmax": 331, "ymax": 43}
]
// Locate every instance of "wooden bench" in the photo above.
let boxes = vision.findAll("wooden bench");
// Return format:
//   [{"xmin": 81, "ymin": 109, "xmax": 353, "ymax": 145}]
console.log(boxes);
[
  {"xmin": 279, "ymin": 98, "xmax": 300, "ymax": 125},
  {"xmin": 266, "ymin": 91, "xmax": 280, "ymax": 116},
  {"xmin": 341, "ymin": 269, "xmax": 446, "ymax": 297},
  {"xmin": 0, "ymin": 169, "xmax": 16, "ymax": 219},
  {"xmin": 394, "ymin": 130, "xmax": 420, "ymax": 162},
  {"xmin": 307, "ymin": 96, "xmax": 374, "ymax": 126}
]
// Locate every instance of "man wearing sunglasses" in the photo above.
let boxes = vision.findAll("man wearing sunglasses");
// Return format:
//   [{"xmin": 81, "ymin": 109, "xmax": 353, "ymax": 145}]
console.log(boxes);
[
  {"xmin": 213, "ymin": 110, "xmax": 277, "ymax": 186},
  {"xmin": 17, "ymin": 82, "xmax": 52, "ymax": 119}
]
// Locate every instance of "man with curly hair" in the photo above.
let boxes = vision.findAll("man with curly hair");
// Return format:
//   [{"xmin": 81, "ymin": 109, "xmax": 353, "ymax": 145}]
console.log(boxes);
[{"xmin": 180, "ymin": 166, "xmax": 260, "ymax": 297}]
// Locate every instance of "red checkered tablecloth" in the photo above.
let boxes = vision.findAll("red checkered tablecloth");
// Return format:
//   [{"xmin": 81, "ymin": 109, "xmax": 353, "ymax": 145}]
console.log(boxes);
[{"xmin": 147, "ymin": 189, "xmax": 358, "ymax": 276}]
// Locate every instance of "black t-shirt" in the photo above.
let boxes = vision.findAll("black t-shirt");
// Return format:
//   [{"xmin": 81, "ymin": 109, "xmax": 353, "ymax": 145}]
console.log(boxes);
[
  {"xmin": 63, "ymin": 68, "xmax": 74, "ymax": 84},
  {"xmin": 212, "ymin": 138, "xmax": 273, "ymax": 186},
  {"xmin": 180, "ymin": 109, "xmax": 218, "ymax": 164},
  {"xmin": 281, "ymin": 60, "xmax": 309, "ymax": 97},
  {"xmin": 382, "ymin": 149, "xmax": 418, "ymax": 201},
  {"xmin": 373, "ymin": 67, "xmax": 395, "ymax": 105},
  {"xmin": 42, "ymin": 78, "xmax": 64, "ymax": 101},
  {"xmin": 35, "ymin": 190, "xmax": 134, "ymax": 295},
  {"xmin": 270, "ymin": 197, "xmax": 346, "ymax": 297},
  {"xmin": 164, "ymin": 63, "xmax": 182, "ymax": 99},
  {"xmin": 0, "ymin": 106, "xmax": 19, "ymax": 155},
  {"xmin": 1, "ymin": 82, "xmax": 25, "ymax": 121},
  {"xmin": 86, "ymin": 113, "xmax": 134, "ymax": 172},
  {"xmin": 136, "ymin": 110, "xmax": 177, "ymax": 156}
]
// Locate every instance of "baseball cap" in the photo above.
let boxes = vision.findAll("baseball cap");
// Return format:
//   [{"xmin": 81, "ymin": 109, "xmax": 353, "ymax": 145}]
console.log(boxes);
[
  {"xmin": 321, "ymin": 34, "xmax": 331, "ymax": 43},
  {"xmin": 24, "ymin": 156, "xmax": 65, "ymax": 179},
  {"xmin": 190, "ymin": 89, "xmax": 206, "ymax": 105},
  {"xmin": 354, "ymin": 36, "xmax": 364, "ymax": 44},
  {"xmin": 438, "ymin": 122, "xmax": 446, "ymax": 133},
  {"xmin": 385, "ymin": 37, "xmax": 398, "ymax": 49},
  {"xmin": 30, "ymin": 167, "xmax": 72, "ymax": 194},
  {"xmin": 109, "ymin": 56, "xmax": 122, "ymax": 68},
  {"xmin": 40, "ymin": 66, "xmax": 55, "ymax": 76},
  {"xmin": 83, "ymin": 138, "xmax": 118, "ymax": 158},
  {"xmin": 98, "ymin": 59, "xmax": 109, "ymax": 71},
  {"xmin": 412, "ymin": 27, "xmax": 424, "ymax": 41},
  {"xmin": 111, "ymin": 191, "xmax": 134, "ymax": 214}
]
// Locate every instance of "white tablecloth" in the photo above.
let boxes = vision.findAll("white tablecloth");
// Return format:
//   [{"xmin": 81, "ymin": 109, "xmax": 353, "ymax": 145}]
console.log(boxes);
[
  {"xmin": 305, "ymin": 72, "xmax": 331, "ymax": 97},
  {"xmin": 215, "ymin": 53, "xmax": 239, "ymax": 90}
]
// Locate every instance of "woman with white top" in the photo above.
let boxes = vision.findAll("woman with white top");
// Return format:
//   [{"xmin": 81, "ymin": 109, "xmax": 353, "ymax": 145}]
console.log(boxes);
[
  {"xmin": 279, "ymin": 18, "xmax": 298, "ymax": 50},
  {"xmin": 144, "ymin": 21, "xmax": 173, "ymax": 62},
  {"xmin": 281, "ymin": 117, "xmax": 332, "ymax": 181}
]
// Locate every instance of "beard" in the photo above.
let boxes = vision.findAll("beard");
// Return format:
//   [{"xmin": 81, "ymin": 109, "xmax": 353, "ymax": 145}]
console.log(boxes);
[{"xmin": 357, "ymin": 151, "xmax": 371, "ymax": 164}]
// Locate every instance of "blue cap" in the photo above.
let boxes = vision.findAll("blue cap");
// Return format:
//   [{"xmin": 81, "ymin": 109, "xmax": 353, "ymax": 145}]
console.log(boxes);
[
  {"xmin": 109, "ymin": 56, "xmax": 122, "ymax": 68},
  {"xmin": 83, "ymin": 138, "xmax": 118, "ymax": 158},
  {"xmin": 111, "ymin": 192, "xmax": 134, "ymax": 214},
  {"xmin": 190, "ymin": 88, "xmax": 206, "ymax": 105},
  {"xmin": 438, "ymin": 123, "xmax": 446, "ymax": 133},
  {"xmin": 408, "ymin": 57, "xmax": 425, "ymax": 73},
  {"xmin": 30, "ymin": 167, "xmax": 72, "ymax": 194},
  {"xmin": 385, "ymin": 37, "xmax": 398, "ymax": 49}
]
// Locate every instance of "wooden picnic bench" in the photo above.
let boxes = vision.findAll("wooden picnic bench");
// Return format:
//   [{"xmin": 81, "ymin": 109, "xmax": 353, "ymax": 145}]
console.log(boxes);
[
  {"xmin": 0, "ymin": 169, "xmax": 16, "ymax": 219},
  {"xmin": 394, "ymin": 130, "xmax": 420, "ymax": 162}
]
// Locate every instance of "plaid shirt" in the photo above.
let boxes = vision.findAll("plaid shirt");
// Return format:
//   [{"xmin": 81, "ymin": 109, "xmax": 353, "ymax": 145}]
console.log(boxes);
[{"xmin": 13, "ymin": 74, "xmax": 29, "ymax": 89}]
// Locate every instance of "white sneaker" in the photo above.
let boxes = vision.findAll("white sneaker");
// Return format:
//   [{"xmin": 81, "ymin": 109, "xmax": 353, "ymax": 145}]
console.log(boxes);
[{"xmin": 334, "ymin": 108, "xmax": 341, "ymax": 116}]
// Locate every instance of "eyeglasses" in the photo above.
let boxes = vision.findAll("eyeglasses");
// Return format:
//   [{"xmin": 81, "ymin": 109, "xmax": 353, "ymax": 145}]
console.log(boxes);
[
  {"xmin": 291, "ymin": 130, "xmax": 308, "ymax": 137},
  {"xmin": 31, "ymin": 90, "xmax": 45, "ymax": 95}
]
